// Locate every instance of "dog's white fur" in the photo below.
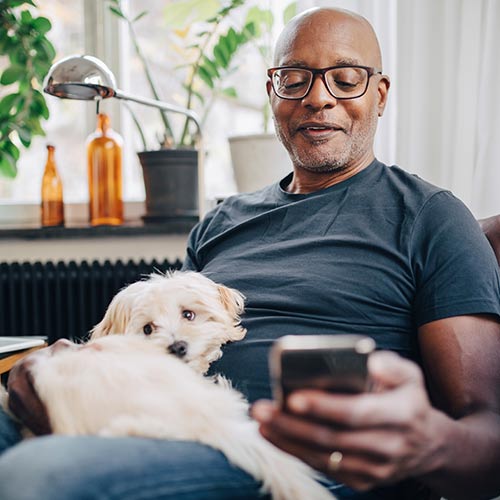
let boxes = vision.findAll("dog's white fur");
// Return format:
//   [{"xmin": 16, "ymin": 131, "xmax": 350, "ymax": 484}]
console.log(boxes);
[
  {"xmin": 4, "ymin": 272, "xmax": 333, "ymax": 499},
  {"xmin": 31, "ymin": 335, "xmax": 332, "ymax": 500},
  {"xmin": 89, "ymin": 271, "xmax": 247, "ymax": 375}
]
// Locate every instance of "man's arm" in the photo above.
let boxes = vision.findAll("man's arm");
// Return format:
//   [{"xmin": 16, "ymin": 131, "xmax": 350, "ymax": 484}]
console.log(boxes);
[
  {"xmin": 252, "ymin": 315, "xmax": 500, "ymax": 500},
  {"xmin": 416, "ymin": 314, "xmax": 500, "ymax": 499}
]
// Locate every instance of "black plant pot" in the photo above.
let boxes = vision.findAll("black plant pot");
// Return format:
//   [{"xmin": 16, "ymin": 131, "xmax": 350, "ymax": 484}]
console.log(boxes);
[{"xmin": 138, "ymin": 149, "xmax": 199, "ymax": 223}]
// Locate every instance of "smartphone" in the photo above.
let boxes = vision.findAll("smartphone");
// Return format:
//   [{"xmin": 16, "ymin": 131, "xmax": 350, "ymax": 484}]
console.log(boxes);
[{"xmin": 269, "ymin": 334, "xmax": 376, "ymax": 409}]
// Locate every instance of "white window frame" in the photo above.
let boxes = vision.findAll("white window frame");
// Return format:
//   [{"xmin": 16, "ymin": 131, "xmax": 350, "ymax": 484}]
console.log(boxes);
[{"xmin": 0, "ymin": 0, "xmax": 139, "ymax": 226}]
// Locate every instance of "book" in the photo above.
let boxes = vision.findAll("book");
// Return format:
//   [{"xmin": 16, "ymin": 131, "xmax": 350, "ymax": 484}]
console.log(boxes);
[{"xmin": 0, "ymin": 336, "xmax": 48, "ymax": 356}]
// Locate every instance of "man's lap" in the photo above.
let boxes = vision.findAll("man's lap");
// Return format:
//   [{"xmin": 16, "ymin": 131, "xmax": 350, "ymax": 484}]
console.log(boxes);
[
  {"xmin": 0, "ymin": 433, "xmax": 266, "ymax": 500},
  {"xmin": 0, "ymin": 408, "xmax": 383, "ymax": 500},
  {"xmin": 0, "ymin": 405, "xmax": 22, "ymax": 453}
]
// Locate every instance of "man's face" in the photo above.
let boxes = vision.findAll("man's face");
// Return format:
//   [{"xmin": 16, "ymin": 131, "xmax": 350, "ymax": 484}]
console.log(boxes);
[{"xmin": 268, "ymin": 12, "xmax": 389, "ymax": 174}]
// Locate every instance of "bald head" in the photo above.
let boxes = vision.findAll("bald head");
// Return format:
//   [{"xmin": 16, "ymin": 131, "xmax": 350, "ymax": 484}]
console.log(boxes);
[
  {"xmin": 267, "ymin": 6, "xmax": 391, "ymax": 182},
  {"xmin": 274, "ymin": 7, "xmax": 383, "ymax": 70}
]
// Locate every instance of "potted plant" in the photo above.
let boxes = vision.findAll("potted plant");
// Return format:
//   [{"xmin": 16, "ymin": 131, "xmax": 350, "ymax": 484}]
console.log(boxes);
[
  {"xmin": 0, "ymin": 0, "xmax": 55, "ymax": 178},
  {"xmin": 108, "ymin": 0, "xmax": 273, "ymax": 220},
  {"xmin": 227, "ymin": 1, "xmax": 298, "ymax": 193}
]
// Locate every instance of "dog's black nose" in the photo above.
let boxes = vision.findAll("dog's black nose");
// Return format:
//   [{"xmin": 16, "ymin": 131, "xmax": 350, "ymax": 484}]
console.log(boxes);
[{"xmin": 168, "ymin": 340, "xmax": 188, "ymax": 358}]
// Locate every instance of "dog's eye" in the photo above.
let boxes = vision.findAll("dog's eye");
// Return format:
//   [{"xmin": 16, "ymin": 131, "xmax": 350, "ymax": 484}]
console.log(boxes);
[
  {"xmin": 182, "ymin": 310, "xmax": 196, "ymax": 321},
  {"xmin": 143, "ymin": 323, "xmax": 153, "ymax": 335}
]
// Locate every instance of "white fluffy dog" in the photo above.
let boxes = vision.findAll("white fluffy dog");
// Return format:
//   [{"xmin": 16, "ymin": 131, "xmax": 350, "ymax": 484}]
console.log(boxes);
[
  {"xmin": 9, "ymin": 272, "xmax": 333, "ymax": 500},
  {"xmin": 89, "ymin": 271, "xmax": 247, "ymax": 375}
]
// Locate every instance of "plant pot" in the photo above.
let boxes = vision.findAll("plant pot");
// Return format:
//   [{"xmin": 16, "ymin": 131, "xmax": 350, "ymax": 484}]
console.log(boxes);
[
  {"xmin": 138, "ymin": 149, "xmax": 199, "ymax": 223},
  {"xmin": 228, "ymin": 133, "xmax": 292, "ymax": 193}
]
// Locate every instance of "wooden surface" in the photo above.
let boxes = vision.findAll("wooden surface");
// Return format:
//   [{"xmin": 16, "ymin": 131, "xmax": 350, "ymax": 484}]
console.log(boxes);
[{"xmin": 0, "ymin": 344, "xmax": 47, "ymax": 374}]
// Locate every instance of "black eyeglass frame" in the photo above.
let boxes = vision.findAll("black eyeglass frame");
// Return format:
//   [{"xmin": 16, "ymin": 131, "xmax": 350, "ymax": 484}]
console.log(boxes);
[{"xmin": 267, "ymin": 65, "xmax": 383, "ymax": 100}]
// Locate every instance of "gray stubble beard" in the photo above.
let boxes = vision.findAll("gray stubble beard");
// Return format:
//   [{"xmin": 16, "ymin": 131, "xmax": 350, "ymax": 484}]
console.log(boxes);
[{"xmin": 273, "ymin": 112, "xmax": 378, "ymax": 174}]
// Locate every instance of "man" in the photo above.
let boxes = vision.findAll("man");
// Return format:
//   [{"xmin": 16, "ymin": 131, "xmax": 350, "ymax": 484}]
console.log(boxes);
[
  {"xmin": 1, "ymin": 6, "xmax": 500, "ymax": 500},
  {"xmin": 182, "ymin": 7, "xmax": 500, "ymax": 499}
]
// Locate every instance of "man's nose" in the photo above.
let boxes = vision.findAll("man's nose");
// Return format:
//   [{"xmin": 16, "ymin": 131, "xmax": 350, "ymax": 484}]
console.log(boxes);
[{"xmin": 302, "ymin": 74, "xmax": 337, "ymax": 109}]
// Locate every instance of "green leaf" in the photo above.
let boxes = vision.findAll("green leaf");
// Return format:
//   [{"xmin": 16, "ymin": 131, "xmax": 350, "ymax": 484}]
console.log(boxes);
[
  {"xmin": 213, "ymin": 37, "xmax": 230, "ymax": 69},
  {"xmin": 20, "ymin": 10, "xmax": 33, "ymax": 23},
  {"xmin": 12, "ymin": 124, "xmax": 32, "ymax": 146},
  {"xmin": 200, "ymin": 56, "xmax": 219, "ymax": 79},
  {"xmin": 24, "ymin": 117, "xmax": 44, "ymax": 136},
  {"xmin": 283, "ymin": 1, "xmax": 298, "ymax": 24},
  {"xmin": 163, "ymin": 0, "xmax": 221, "ymax": 29},
  {"xmin": 32, "ymin": 90, "xmax": 50, "ymax": 119},
  {"xmin": 245, "ymin": 6, "xmax": 273, "ymax": 35},
  {"xmin": 12, "ymin": 45, "xmax": 28, "ymax": 66},
  {"xmin": 109, "ymin": 6, "xmax": 125, "ymax": 19},
  {"xmin": 226, "ymin": 27, "xmax": 238, "ymax": 53},
  {"xmin": 6, "ymin": 0, "xmax": 35, "ymax": 8},
  {"xmin": 0, "ymin": 93, "xmax": 20, "ymax": 117},
  {"xmin": 32, "ymin": 16, "xmax": 52, "ymax": 35},
  {"xmin": 133, "ymin": 10, "xmax": 148, "ymax": 22},
  {"xmin": 0, "ymin": 66, "xmax": 24, "ymax": 85},
  {"xmin": 33, "ymin": 58, "xmax": 50, "ymax": 75},
  {"xmin": 221, "ymin": 86, "xmax": 237, "ymax": 98},
  {"xmin": 219, "ymin": 33, "xmax": 236, "ymax": 60},
  {"xmin": 0, "ymin": 155, "xmax": 17, "ymax": 178},
  {"xmin": 38, "ymin": 37, "xmax": 56, "ymax": 66},
  {"xmin": 241, "ymin": 21, "xmax": 257, "ymax": 41},
  {"xmin": 197, "ymin": 65, "xmax": 214, "ymax": 89},
  {"xmin": 4, "ymin": 139, "xmax": 20, "ymax": 161}
]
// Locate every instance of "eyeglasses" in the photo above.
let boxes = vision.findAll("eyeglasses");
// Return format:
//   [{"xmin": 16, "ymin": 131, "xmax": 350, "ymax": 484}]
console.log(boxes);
[{"xmin": 267, "ymin": 65, "xmax": 382, "ymax": 100}]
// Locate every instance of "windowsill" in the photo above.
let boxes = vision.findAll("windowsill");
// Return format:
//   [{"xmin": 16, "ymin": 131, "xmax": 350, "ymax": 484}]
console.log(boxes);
[
  {"xmin": 0, "ymin": 201, "xmax": 198, "ymax": 239},
  {"xmin": 0, "ymin": 217, "xmax": 197, "ymax": 240}
]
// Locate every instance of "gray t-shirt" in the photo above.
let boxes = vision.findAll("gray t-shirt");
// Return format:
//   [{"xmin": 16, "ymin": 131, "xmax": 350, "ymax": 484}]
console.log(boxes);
[{"xmin": 183, "ymin": 159, "xmax": 500, "ymax": 402}]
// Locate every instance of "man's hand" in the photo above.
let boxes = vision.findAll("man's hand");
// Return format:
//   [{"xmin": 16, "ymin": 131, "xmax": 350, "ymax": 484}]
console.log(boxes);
[
  {"xmin": 7, "ymin": 346, "xmax": 55, "ymax": 436},
  {"xmin": 251, "ymin": 351, "xmax": 447, "ymax": 491}
]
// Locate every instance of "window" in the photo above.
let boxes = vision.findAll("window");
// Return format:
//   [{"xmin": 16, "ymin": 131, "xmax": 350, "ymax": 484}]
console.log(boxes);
[
  {"xmin": 0, "ymin": 0, "xmax": 88, "ymax": 204},
  {"xmin": 119, "ymin": 0, "xmax": 288, "ymax": 200},
  {"xmin": 0, "ymin": 0, "xmax": 291, "ymax": 213}
]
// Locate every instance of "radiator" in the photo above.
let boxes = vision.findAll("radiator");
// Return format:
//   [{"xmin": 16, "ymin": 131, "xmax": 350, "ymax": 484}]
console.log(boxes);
[{"xmin": 0, "ymin": 259, "xmax": 183, "ymax": 344}]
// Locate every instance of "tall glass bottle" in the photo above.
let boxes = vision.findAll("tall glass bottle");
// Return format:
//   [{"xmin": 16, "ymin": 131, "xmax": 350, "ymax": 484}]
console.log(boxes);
[
  {"xmin": 41, "ymin": 144, "xmax": 64, "ymax": 227},
  {"xmin": 86, "ymin": 113, "xmax": 124, "ymax": 226}
]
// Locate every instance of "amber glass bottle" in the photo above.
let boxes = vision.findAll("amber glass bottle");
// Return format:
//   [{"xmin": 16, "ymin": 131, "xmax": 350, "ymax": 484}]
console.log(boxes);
[
  {"xmin": 41, "ymin": 144, "xmax": 64, "ymax": 227},
  {"xmin": 86, "ymin": 113, "xmax": 124, "ymax": 226}
]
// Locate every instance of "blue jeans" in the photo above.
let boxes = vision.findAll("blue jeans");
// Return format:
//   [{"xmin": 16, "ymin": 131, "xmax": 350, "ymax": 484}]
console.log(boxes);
[{"xmin": 0, "ymin": 407, "xmax": 381, "ymax": 500}]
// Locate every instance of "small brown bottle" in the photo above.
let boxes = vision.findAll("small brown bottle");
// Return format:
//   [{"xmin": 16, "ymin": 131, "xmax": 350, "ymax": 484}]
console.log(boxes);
[
  {"xmin": 41, "ymin": 144, "xmax": 64, "ymax": 227},
  {"xmin": 86, "ymin": 113, "xmax": 124, "ymax": 226}
]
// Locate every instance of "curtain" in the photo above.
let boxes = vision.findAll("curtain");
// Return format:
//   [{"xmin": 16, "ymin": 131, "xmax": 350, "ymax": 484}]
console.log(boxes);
[{"xmin": 301, "ymin": 0, "xmax": 500, "ymax": 218}]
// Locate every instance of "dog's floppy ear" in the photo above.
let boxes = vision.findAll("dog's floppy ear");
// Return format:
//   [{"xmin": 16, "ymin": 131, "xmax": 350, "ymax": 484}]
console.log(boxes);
[
  {"xmin": 218, "ymin": 284, "xmax": 245, "ymax": 318},
  {"xmin": 90, "ymin": 280, "xmax": 147, "ymax": 339},
  {"xmin": 217, "ymin": 284, "xmax": 246, "ymax": 341}
]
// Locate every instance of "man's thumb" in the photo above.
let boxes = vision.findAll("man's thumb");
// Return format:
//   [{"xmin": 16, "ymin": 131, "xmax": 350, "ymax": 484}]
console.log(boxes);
[{"xmin": 368, "ymin": 350, "xmax": 423, "ymax": 391}]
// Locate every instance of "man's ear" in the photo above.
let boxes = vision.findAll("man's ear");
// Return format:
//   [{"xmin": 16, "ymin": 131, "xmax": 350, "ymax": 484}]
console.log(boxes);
[
  {"xmin": 377, "ymin": 75, "xmax": 390, "ymax": 117},
  {"xmin": 266, "ymin": 79, "xmax": 272, "ymax": 99}
]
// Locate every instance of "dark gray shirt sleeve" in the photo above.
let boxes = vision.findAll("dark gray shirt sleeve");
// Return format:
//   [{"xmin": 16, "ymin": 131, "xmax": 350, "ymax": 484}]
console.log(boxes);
[{"xmin": 411, "ymin": 191, "xmax": 500, "ymax": 325}]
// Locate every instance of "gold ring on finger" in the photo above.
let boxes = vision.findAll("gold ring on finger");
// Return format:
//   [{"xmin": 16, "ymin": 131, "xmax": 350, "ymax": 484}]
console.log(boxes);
[{"xmin": 328, "ymin": 450, "xmax": 343, "ymax": 473}]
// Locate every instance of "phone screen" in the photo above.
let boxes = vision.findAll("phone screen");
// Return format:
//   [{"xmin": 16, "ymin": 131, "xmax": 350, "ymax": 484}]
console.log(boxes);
[{"xmin": 270, "ymin": 335, "xmax": 375, "ymax": 407}]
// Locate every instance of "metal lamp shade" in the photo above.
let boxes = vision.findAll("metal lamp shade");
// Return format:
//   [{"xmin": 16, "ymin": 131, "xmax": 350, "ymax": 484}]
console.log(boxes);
[
  {"xmin": 43, "ymin": 55, "xmax": 118, "ymax": 100},
  {"xmin": 43, "ymin": 54, "xmax": 202, "ymax": 135}
]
